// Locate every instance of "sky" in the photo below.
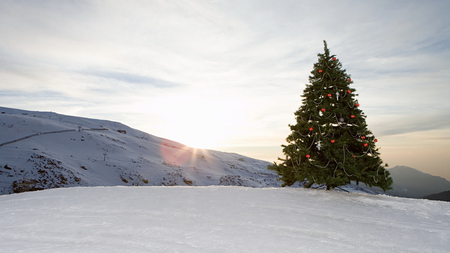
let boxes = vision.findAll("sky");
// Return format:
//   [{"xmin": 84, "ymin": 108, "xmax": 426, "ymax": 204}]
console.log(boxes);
[{"xmin": 1, "ymin": 0, "xmax": 449, "ymax": 180}]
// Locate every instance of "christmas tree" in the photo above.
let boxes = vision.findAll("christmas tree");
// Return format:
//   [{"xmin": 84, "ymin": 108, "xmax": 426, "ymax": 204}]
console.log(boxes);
[{"xmin": 269, "ymin": 41, "xmax": 392, "ymax": 191}]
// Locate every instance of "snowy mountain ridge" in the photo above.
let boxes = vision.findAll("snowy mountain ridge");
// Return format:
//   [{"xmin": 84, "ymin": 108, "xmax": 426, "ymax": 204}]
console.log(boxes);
[{"xmin": 0, "ymin": 106, "xmax": 283, "ymax": 195}]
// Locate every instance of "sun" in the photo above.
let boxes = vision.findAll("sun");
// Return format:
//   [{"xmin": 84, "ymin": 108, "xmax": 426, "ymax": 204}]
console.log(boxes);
[
  {"xmin": 173, "ymin": 123, "xmax": 224, "ymax": 149},
  {"xmin": 158, "ymin": 90, "xmax": 249, "ymax": 149},
  {"xmin": 164, "ymin": 104, "xmax": 232, "ymax": 149}
]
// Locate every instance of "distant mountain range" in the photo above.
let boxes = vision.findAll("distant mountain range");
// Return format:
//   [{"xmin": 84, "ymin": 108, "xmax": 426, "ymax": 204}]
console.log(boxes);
[
  {"xmin": 384, "ymin": 166, "xmax": 450, "ymax": 199},
  {"xmin": 1, "ymin": 106, "xmax": 449, "ymax": 200}
]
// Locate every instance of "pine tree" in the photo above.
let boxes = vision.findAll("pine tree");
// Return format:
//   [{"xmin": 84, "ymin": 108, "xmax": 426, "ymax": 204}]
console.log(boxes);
[{"xmin": 269, "ymin": 41, "xmax": 392, "ymax": 191}]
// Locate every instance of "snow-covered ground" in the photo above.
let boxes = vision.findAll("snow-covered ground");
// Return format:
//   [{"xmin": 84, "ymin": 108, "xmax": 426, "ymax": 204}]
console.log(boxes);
[{"xmin": 1, "ymin": 186, "xmax": 449, "ymax": 252}]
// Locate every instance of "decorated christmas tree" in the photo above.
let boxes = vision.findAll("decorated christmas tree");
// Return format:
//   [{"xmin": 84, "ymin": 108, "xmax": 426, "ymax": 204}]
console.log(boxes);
[{"xmin": 269, "ymin": 41, "xmax": 392, "ymax": 191}]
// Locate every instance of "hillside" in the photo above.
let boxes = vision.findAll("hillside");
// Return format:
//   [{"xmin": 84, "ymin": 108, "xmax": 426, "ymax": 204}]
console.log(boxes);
[
  {"xmin": 1, "ymin": 186, "xmax": 449, "ymax": 252},
  {"xmin": 0, "ymin": 106, "xmax": 280, "ymax": 194}
]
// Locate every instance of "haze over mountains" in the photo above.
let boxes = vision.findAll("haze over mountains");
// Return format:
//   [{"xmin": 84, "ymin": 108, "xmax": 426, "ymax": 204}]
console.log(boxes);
[{"xmin": 1, "ymin": 106, "xmax": 449, "ymax": 199}]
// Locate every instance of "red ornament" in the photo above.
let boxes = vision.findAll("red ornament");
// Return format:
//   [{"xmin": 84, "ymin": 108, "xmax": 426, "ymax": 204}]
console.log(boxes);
[
  {"xmin": 355, "ymin": 103, "xmax": 360, "ymax": 107},
  {"xmin": 350, "ymin": 115, "xmax": 355, "ymax": 118},
  {"xmin": 306, "ymin": 154, "xmax": 311, "ymax": 158},
  {"xmin": 327, "ymin": 94, "xmax": 332, "ymax": 97},
  {"xmin": 347, "ymin": 90, "xmax": 352, "ymax": 94},
  {"xmin": 321, "ymin": 108, "xmax": 326, "ymax": 112},
  {"xmin": 361, "ymin": 136, "xmax": 366, "ymax": 140},
  {"xmin": 374, "ymin": 139, "xmax": 378, "ymax": 142},
  {"xmin": 330, "ymin": 140, "xmax": 335, "ymax": 143},
  {"xmin": 352, "ymin": 155, "xmax": 356, "ymax": 158},
  {"xmin": 348, "ymin": 78, "xmax": 352, "ymax": 81},
  {"xmin": 319, "ymin": 70, "xmax": 323, "ymax": 73},
  {"xmin": 364, "ymin": 143, "xmax": 368, "ymax": 147},
  {"xmin": 332, "ymin": 57, "xmax": 337, "ymax": 61},
  {"xmin": 309, "ymin": 127, "xmax": 313, "ymax": 131}
]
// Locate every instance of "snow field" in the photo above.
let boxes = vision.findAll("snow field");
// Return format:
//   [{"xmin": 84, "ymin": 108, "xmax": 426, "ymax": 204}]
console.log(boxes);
[{"xmin": 0, "ymin": 186, "xmax": 448, "ymax": 252}]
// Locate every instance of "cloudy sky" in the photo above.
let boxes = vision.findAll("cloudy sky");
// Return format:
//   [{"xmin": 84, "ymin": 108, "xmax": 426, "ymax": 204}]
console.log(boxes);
[{"xmin": 1, "ymin": 0, "xmax": 449, "ymax": 180}]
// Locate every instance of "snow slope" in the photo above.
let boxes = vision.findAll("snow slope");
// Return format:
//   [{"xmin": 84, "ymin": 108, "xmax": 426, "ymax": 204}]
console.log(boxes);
[
  {"xmin": 0, "ymin": 186, "xmax": 448, "ymax": 252},
  {"xmin": 0, "ymin": 107, "xmax": 280, "ymax": 194}
]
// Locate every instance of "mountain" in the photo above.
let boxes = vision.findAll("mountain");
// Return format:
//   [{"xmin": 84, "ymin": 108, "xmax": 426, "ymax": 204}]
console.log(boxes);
[
  {"xmin": 423, "ymin": 190, "xmax": 450, "ymax": 202},
  {"xmin": 1, "ymin": 186, "xmax": 449, "ymax": 252},
  {"xmin": 385, "ymin": 166, "xmax": 450, "ymax": 198},
  {"xmin": 0, "ymin": 106, "xmax": 281, "ymax": 194}
]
